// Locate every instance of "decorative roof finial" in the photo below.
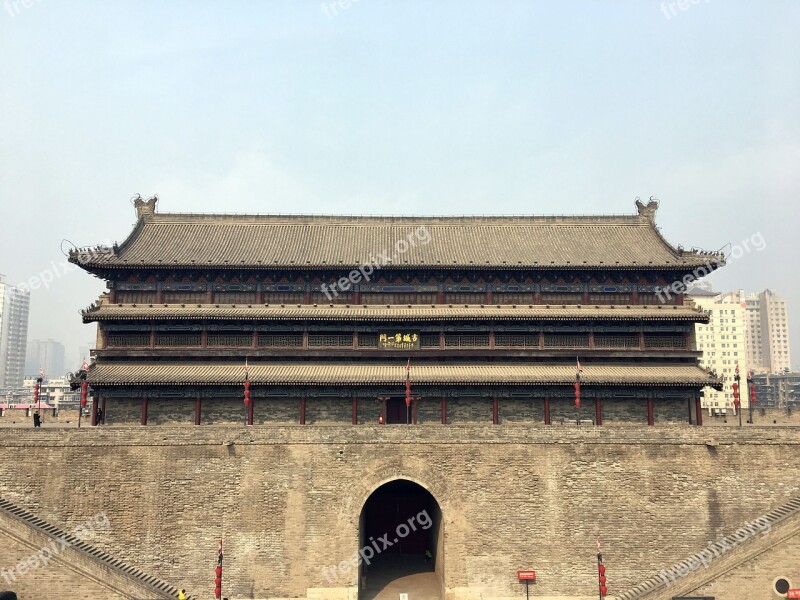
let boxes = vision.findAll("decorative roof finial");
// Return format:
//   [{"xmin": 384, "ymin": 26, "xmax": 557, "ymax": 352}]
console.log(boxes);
[
  {"xmin": 133, "ymin": 194, "xmax": 158, "ymax": 219},
  {"xmin": 635, "ymin": 196, "xmax": 659, "ymax": 221}
]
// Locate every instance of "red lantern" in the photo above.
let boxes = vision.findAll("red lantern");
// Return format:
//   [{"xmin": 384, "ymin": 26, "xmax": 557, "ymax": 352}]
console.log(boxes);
[
  {"xmin": 33, "ymin": 383, "xmax": 40, "ymax": 405},
  {"xmin": 405, "ymin": 378, "xmax": 412, "ymax": 408},
  {"xmin": 80, "ymin": 381, "xmax": 88, "ymax": 408},
  {"xmin": 215, "ymin": 577, "xmax": 222, "ymax": 585},
  {"xmin": 600, "ymin": 585, "xmax": 608, "ymax": 596},
  {"xmin": 599, "ymin": 575, "xmax": 607, "ymax": 584},
  {"xmin": 574, "ymin": 381, "xmax": 581, "ymax": 409},
  {"xmin": 244, "ymin": 379, "xmax": 251, "ymax": 406},
  {"xmin": 598, "ymin": 564, "xmax": 606, "ymax": 575},
  {"xmin": 215, "ymin": 566, "xmax": 222, "ymax": 576}
]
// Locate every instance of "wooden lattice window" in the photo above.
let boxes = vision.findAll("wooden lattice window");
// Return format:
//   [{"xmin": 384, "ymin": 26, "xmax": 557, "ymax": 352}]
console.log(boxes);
[
  {"xmin": 215, "ymin": 292, "xmax": 256, "ymax": 304},
  {"xmin": 495, "ymin": 334, "xmax": 540, "ymax": 348},
  {"xmin": 543, "ymin": 334, "xmax": 590, "ymax": 348},
  {"xmin": 357, "ymin": 335, "xmax": 380, "ymax": 348},
  {"xmin": 116, "ymin": 291, "xmax": 156, "ymax": 304},
  {"xmin": 207, "ymin": 334, "xmax": 252, "ymax": 347},
  {"xmin": 644, "ymin": 335, "xmax": 686, "ymax": 349},
  {"xmin": 163, "ymin": 291, "xmax": 206, "ymax": 304},
  {"xmin": 493, "ymin": 293, "xmax": 533, "ymax": 305},
  {"xmin": 263, "ymin": 292, "xmax": 305, "ymax": 304},
  {"xmin": 445, "ymin": 293, "xmax": 485, "ymax": 304},
  {"xmin": 107, "ymin": 333, "xmax": 150, "ymax": 347},
  {"xmin": 155, "ymin": 333, "xmax": 201, "ymax": 346},
  {"xmin": 258, "ymin": 334, "xmax": 303, "ymax": 347},
  {"xmin": 595, "ymin": 335, "xmax": 640, "ymax": 348},
  {"xmin": 308, "ymin": 334, "xmax": 354, "ymax": 347},
  {"xmin": 360, "ymin": 293, "xmax": 437, "ymax": 305},
  {"xmin": 589, "ymin": 293, "xmax": 632, "ymax": 305},
  {"xmin": 419, "ymin": 334, "xmax": 441, "ymax": 348},
  {"xmin": 540, "ymin": 293, "xmax": 583, "ymax": 305},
  {"xmin": 638, "ymin": 293, "xmax": 668, "ymax": 305},
  {"xmin": 444, "ymin": 334, "xmax": 490, "ymax": 348},
  {"xmin": 310, "ymin": 292, "xmax": 353, "ymax": 305}
]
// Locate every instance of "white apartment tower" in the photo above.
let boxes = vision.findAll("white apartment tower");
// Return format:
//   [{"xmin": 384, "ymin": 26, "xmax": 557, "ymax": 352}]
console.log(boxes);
[
  {"xmin": 725, "ymin": 289, "xmax": 792, "ymax": 374},
  {"xmin": 689, "ymin": 289, "xmax": 748, "ymax": 415},
  {"xmin": 0, "ymin": 275, "xmax": 31, "ymax": 388}
]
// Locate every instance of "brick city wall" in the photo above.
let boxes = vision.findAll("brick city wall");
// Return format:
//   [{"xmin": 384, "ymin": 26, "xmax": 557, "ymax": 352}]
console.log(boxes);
[
  {"xmin": 94, "ymin": 395, "xmax": 696, "ymax": 427},
  {"xmin": 0, "ymin": 407, "xmax": 82, "ymax": 425},
  {"xmin": 0, "ymin": 426, "xmax": 798, "ymax": 600},
  {"xmin": 705, "ymin": 406, "xmax": 800, "ymax": 426}
]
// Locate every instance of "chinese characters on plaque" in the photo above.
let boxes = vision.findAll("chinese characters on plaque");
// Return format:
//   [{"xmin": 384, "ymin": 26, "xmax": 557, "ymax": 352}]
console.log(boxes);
[{"xmin": 378, "ymin": 333, "xmax": 420, "ymax": 350}]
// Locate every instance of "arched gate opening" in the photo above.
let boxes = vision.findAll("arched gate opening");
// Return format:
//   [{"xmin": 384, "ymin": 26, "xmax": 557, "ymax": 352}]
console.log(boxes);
[{"xmin": 358, "ymin": 479, "xmax": 443, "ymax": 599}]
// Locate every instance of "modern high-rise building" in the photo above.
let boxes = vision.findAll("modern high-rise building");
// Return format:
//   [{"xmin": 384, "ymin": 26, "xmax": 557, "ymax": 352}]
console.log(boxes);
[
  {"xmin": 25, "ymin": 339, "xmax": 66, "ymax": 378},
  {"xmin": 724, "ymin": 289, "xmax": 792, "ymax": 374},
  {"xmin": 0, "ymin": 275, "xmax": 31, "ymax": 389},
  {"xmin": 689, "ymin": 289, "xmax": 748, "ymax": 415}
]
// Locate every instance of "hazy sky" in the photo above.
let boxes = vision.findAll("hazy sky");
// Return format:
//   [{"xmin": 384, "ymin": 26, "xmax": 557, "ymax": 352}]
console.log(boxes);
[{"xmin": 1, "ymin": 1, "xmax": 798, "ymax": 371}]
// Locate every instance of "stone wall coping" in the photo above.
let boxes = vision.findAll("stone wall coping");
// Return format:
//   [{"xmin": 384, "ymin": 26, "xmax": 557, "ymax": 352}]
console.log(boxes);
[{"xmin": 1, "ymin": 424, "xmax": 798, "ymax": 447}]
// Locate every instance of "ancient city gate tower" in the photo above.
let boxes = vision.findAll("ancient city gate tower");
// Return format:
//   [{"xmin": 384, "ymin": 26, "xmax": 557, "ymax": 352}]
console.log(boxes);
[{"xmin": 64, "ymin": 196, "xmax": 733, "ymax": 598}]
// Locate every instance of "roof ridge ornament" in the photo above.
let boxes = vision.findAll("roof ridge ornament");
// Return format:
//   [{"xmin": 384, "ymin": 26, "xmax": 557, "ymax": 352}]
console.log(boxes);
[
  {"xmin": 132, "ymin": 194, "xmax": 158, "ymax": 219},
  {"xmin": 635, "ymin": 196, "xmax": 659, "ymax": 222}
]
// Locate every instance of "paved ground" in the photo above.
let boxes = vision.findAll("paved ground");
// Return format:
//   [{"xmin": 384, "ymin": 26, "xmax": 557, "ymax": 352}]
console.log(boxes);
[{"xmin": 361, "ymin": 554, "xmax": 440, "ymax": 600}]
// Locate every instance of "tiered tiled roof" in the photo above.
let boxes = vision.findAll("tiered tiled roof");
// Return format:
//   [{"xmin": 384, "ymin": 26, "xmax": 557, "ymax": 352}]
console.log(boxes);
[
  {"xmin": 69, "ymin": 201, "xmax": 724, "ymax": 271},
  {"xmin": 87, "ymin": 362, "xmax": 719, "ymax": 387},
  {"xmin": 83, "ymin": 303, "xmax": 710, "ymax": 323}
]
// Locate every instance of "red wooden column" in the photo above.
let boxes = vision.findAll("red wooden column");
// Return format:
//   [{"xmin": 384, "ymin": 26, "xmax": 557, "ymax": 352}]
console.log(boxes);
[
  {"xmin": 140, "ymin": 396, "xmax": 149, "ymax": 426},
  {"xmin": 647, "ymin": 398, "xmax": 654, "ymax": 426},
  {"xmin": 352, "ymin": 395, "xmax": 358, "ymax": 425},
  {"xmin": 595, "ymin": 396, "xmax": 602, "ymax": 426},
  {"xmin": 544, "ymin": 396, "xmax": 551, "ymax": 425},
  {"xmin": 440, "ymin": 397, "xmax": 447, "ymax": 424},
  {"xmin": 247, "ymin": 396, "xmax": 254, "ymax": 426},
  {"xmin": 412, "ymin": 398, "xmax": 419, "ymax": 425},
  {"xmin": 299, "ymin": 396, "xmax": 306, "ymax": 425},
  {"xmin": 492, "ymin": 396, "xmax": 499, "ymax": 425},
  {"xmin": 687, "ymin": 397, "xmax": 693, "ymax": 425},
  {"xmin": 101, "ymin": 395, "xmax": 107, "ymax": 425},
  {"xmin": 195, "ymin": 396, "xmax": 202, "ymax": 425},
  {"xmin": 695, "ymin": 393, "xmax": 704, "ymax": 426},
  {"xmin": 91, "ymin": 392, "xmax": 99, "ymax": 426}
]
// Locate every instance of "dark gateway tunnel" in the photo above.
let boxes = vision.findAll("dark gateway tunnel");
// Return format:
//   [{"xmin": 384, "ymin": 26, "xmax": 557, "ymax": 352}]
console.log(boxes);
[{"xmin": 359, "ymin": 479, "xmax": 443, "ymax": 599}]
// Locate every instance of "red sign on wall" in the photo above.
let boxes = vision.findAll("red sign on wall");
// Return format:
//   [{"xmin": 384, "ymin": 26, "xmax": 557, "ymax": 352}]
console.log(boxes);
[
  {"xmin": 517, "ymin": 570, "xmax": 536, "ymax": 581},
  {"xmin": 786, "ymin": 590, "xmax": 800, "ymax": 599}
]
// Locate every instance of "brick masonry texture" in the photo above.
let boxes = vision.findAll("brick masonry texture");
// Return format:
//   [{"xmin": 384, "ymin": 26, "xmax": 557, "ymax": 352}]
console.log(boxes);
[{"xmin": 0, "ymin": 426, "xmax": 798, "ymax": 599}]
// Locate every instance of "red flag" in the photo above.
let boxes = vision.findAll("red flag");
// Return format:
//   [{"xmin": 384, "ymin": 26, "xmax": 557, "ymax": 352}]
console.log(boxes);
[
  {"xmin": 405, "ymin": 358, "xmax": 412, "ymax": 407},
  {"xmin": 214, "ymin": 539, "xmax": 223, "ymax": 599},
  {"xmin": 243, "ymin": 358, "xmax": 251, "ymax": 406}
]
